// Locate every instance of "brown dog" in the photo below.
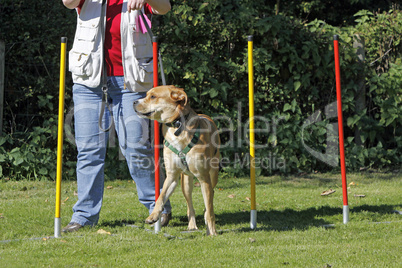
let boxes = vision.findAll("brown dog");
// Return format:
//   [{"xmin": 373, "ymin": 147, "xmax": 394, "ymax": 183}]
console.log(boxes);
[{"xmin": 134, "ymin": 85, "xmax": 220, "ymax": 235}]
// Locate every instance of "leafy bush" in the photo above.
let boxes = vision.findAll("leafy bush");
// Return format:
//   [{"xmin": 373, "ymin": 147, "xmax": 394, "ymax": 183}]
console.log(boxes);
[
  {"xmin": 0, "ymin": 1, "xmax": 75, "ymax": 179},
  {"xmin": 0, "ymin": 121, "xmax": 57, "ymax": 180},
  {"xmin": 155, "ymin": 1, "xmax": 401, "ymax": 174},
  {"xmin": 343, "ymin": 10, "xmax": 402, "ymax": 169}
]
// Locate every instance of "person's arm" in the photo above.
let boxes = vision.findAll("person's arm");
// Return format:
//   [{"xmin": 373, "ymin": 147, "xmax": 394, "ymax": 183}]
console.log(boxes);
[
  {"xmin": 62, "ymin": 0, "xmax": 82, "ymax": 9},
  {"xmin": 128, "ymin": 0, "xmax": 171, "ymax": 15}
]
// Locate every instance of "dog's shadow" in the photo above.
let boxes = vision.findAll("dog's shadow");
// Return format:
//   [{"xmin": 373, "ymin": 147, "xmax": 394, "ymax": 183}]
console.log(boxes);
[
  {"xmin": 99, "ymin": 204, "xmax": 400, "ymax": 232},
  {"xmin": 216, "ymin": 204, "xmax": 401, "ymax": 232}
]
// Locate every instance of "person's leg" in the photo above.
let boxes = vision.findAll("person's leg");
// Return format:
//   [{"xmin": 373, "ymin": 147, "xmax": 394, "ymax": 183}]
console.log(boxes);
[
  {"xmin": 108, "ymin": 76, "xmax": 171, "ymax": 215},
  {"xmin": 70, "ymin": 83, "xmax": 109, "ymax": 226}
]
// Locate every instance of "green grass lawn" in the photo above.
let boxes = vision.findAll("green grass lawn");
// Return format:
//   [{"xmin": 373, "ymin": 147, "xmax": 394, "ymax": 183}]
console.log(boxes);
[{"xmin": 0, "ymin": 172, "xmax": 401, "ymax": 267}]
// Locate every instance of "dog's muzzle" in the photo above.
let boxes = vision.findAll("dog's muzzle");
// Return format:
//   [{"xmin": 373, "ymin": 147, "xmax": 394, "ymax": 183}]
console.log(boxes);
[{"xmin": 133, "ymin": 100, "xmax": 154, "ymax": 117}]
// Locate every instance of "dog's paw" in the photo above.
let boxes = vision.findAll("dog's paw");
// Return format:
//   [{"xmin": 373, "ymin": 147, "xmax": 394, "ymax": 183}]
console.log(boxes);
[
  {"xmin": 145, "ymin": 214, "xmax": 159, "ymax": 224},
  {"xmin": 187, "ymin": 225, "xmax": 198, "ymax": 231},
  {"xmin": 206, "ymin": 229, "xmax": 217, "ymax": 236},
  {"xmin": 187, "ymin": 217, "xmax": 198, "ymax": 231},
  {"xmin": 206, "ymin": 223, "xmax": 217, "ymax": 236}
]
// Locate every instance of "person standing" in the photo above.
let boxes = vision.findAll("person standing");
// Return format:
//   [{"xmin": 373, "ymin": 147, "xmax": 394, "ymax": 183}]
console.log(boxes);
[{"xmin": 61, "ymin": 0, "xmax": 172, "ymax": 232}]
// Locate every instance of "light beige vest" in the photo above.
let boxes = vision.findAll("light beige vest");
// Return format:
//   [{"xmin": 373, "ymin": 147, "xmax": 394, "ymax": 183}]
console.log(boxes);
[{"xmin": 69, "ymin": 0, "xmax": 153, "ymax": 92}]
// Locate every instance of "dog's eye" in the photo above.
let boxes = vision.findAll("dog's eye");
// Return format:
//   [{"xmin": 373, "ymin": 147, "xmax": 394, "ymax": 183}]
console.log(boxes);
[{"xmin": 150, "ymin": 95, "xmax": 156, "ymax": 99}]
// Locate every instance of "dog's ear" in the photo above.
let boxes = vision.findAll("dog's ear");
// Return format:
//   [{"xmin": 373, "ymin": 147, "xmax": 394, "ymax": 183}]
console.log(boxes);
[{"xmin": 170, "ymin": 87, "xmax": 188, "ymax": 107}]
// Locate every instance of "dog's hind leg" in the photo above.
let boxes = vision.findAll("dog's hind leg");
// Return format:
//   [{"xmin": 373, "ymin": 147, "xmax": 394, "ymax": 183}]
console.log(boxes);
[
  {"xmin": 199, "ymin": 178, "xmax": 217, "ymax": 236},
  {"xmin": 181, "ymin": 174, "xmax": 198, "ymax": 231},
  {"xmin": 209, "ymin": 156, "xmax": 219, "ymax": 189}
]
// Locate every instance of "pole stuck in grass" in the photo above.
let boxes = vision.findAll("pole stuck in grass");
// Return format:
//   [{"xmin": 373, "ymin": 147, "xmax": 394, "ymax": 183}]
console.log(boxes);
[
  {"xmin": 333, "ymin": 35, "xmax": 349, "ymax": 224},
  {"xmin": 55, "ymin": 37, "xmax": 67, "ymax": 238},
  {"xmin": 152, "ymin": 36, "xmax": 162, "ymax": 233},
  {"xmin": 248, "ymin": 35, "xmax": 257, "ymax": 229}
]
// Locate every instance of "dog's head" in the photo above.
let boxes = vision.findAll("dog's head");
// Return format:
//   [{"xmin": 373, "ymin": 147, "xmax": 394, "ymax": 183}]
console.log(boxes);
[{"xmin": 134, "ymin": 85, "xmax": 188, "ymax": 123}]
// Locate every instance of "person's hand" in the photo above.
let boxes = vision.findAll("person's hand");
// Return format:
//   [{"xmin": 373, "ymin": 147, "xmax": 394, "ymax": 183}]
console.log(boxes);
[{"xmin": 127, "ymin": 0, "xmax": 146, "ymax": 13}]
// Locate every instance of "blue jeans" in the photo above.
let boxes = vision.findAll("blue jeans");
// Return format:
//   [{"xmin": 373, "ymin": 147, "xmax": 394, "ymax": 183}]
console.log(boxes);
[{"xmin": 71, "ymin": 76, "xmax": 171, "ymax": 226}]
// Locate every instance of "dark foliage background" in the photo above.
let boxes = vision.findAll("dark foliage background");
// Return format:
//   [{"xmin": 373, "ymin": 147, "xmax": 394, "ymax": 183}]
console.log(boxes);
[{"xmin": 0, "ymin": 0, "xmax": 400, "ymax": 180}]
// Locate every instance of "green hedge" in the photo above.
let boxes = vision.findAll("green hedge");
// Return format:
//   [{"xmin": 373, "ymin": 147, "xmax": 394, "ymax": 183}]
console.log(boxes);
[
  {"xmin": 156, "ymin": 1, "xmax": 401, "ymax": 175},
  {"xmin": 0, "ymin": 0, "xmax": 400, "ymax": 180}
]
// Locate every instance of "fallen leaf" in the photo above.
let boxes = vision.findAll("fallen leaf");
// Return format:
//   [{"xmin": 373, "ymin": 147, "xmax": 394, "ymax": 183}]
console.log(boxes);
[
  {"xmin": 74, "ymin": 191, "xmax": 78, "ymax": 196},
  {"xmin": 228, "ymin": 194, "xmax": 235, "ymax": 198},
  {"xmin": 245, "ymin": 197, "xmax": 251, "ymax": 201},
  {"xmin": 249, "ymin": 238, "xmax": 256, "ymax": 243},
  {"xmin": 63, "ymin": 197, "xmax": 69, "ymax": 202},
  {"xmin": 194, "ymin": 182, "xmax": 200, "ymax": 187},
  {"xmin": 106, "ymin": 186, "xmax": 113, "ymax": 189},
  {"xmin": 45, "ymin": 199, "xmax": 48, "ymax": 202},
  {"xmin": 321, "ymin": 189, "xmax": 336, "ymax": 196},
  {"xmin": 354, "ymin": 194, "xmax": 366, "ymax": 198},
  {"xmin": 97, "ymin": 229, "xmax": 111, "ymax": 235}
]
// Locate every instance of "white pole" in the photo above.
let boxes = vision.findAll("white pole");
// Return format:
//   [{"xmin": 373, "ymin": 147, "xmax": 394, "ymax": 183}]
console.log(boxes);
[
  {"xmin": 343, "ymin": 205, "xmax": 349, "ymax": 224},
  {"xmin": 54, "ymin": 218, "xmax": 62, "ymax": 238},
  {"xmin": 154, "ymin": 218, "xmax": 161, "ymax": 234},
  {"xmin": 250, "ymin": 210, "xmax": 257, "ymax": 230}
]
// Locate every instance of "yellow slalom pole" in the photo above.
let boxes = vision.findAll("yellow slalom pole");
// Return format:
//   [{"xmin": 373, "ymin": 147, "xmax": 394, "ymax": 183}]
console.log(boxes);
[
  {"xmin": 248, "ymin": 35, "xmax": 257, "ymax": 229},
  {"xmin": 55, "ymin": 37, "xmax": 67, "ymax": 238}
]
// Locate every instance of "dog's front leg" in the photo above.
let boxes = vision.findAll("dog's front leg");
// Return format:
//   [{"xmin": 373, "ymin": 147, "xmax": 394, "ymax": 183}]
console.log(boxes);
[{"xmin": 145, "ymin": 170, "xmax": 180, "ymax": 225}]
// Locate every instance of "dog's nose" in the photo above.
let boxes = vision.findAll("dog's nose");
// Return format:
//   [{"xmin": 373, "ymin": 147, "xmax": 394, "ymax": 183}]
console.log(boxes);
[{"xmin": 133, "ymin": 100, "xmax": 139, "ymax": 105}]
